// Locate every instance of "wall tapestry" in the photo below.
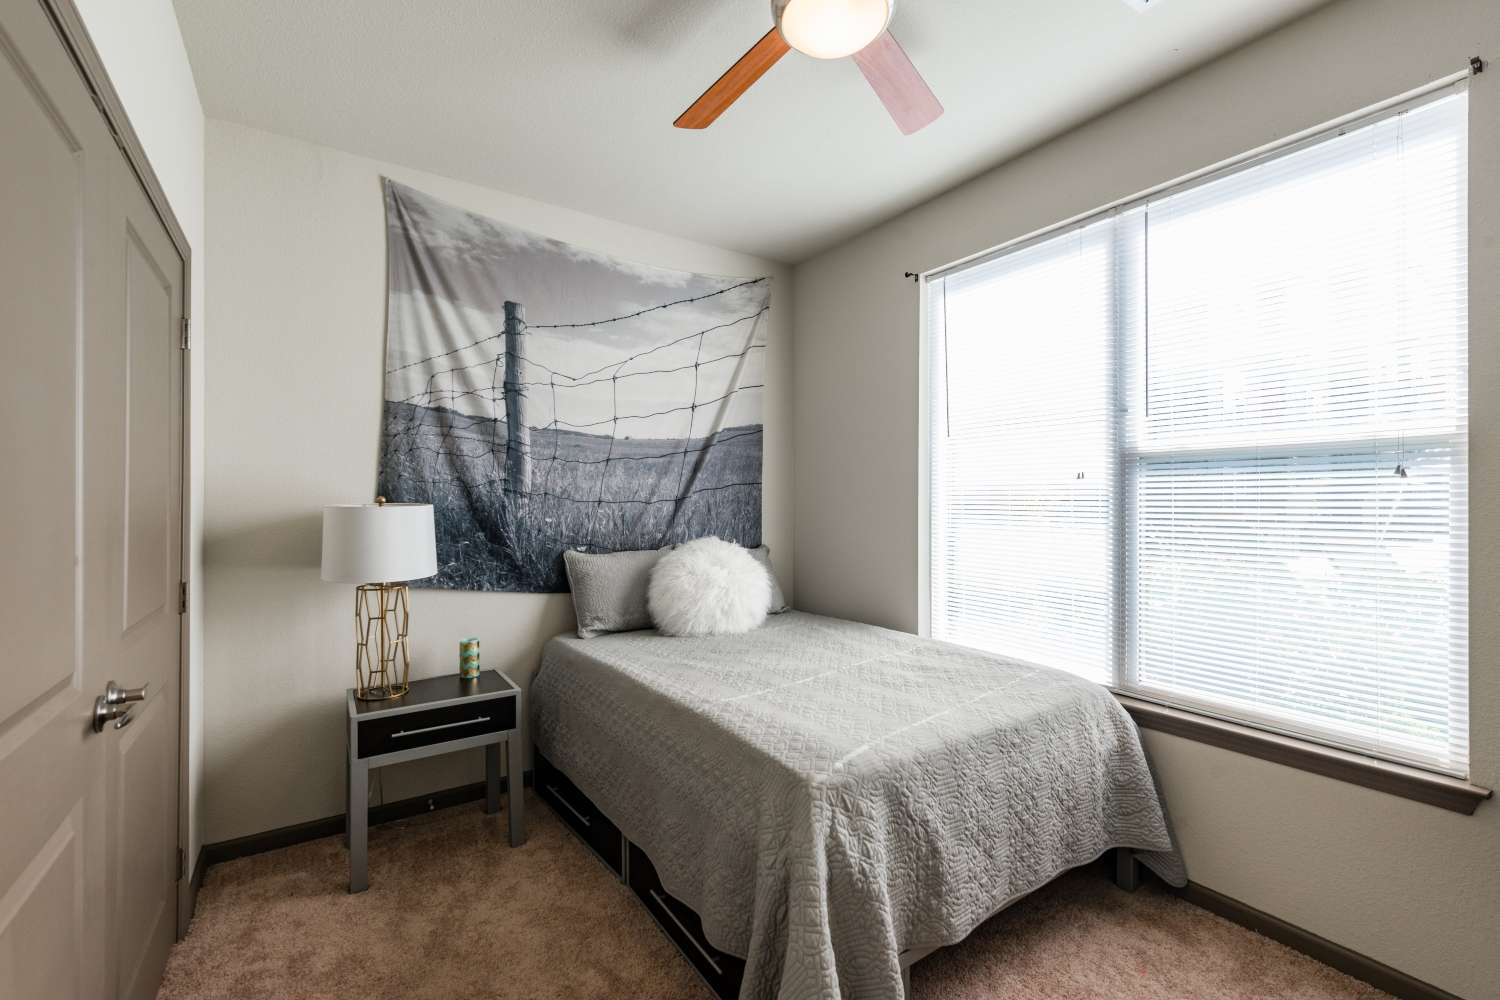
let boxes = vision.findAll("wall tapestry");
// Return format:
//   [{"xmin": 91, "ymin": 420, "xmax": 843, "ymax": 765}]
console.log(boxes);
[{"xmin": 377, "ymin": 180, "xmax": 770, "ymax": 593}]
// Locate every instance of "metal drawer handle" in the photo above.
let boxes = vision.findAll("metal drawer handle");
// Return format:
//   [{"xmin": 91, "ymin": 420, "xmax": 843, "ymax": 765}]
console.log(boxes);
[
  {"xmin": 648, "ymin": 889, "xmax": 723, "ymax": 975},
  {"xmin": 546, "ymin": 785, "xmax": 591, "ymax": 827},
  {"xmin": 391, "ymin": 715, "xmax": 490, "ymax": 739}
]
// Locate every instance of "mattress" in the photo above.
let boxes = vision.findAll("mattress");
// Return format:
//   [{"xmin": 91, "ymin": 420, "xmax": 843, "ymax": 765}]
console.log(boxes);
[{"xmin": 530, "ymin": 611, "xmax": 1183, "ymax": 1000}]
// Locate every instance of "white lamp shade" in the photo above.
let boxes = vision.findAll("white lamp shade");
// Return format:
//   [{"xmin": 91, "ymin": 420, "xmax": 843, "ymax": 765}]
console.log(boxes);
[
  {"xmin": 320, "ymin": 503, "xmax": 438, "ymax": 583},
  {"xmin": 773, "ymin": 0, "xmax": 892, "ymax": 59}
]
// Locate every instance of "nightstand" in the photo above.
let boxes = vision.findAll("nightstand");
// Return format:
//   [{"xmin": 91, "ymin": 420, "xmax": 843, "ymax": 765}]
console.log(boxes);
[{"xmin": 345, "ymin": 669, "xmax": 525, "ymax": 892}]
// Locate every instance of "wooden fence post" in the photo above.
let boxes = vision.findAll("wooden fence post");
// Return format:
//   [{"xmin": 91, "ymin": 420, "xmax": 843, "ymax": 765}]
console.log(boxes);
[{"xmin": 502, "ymin": 301, "xmax": 531, "ymax": 496}]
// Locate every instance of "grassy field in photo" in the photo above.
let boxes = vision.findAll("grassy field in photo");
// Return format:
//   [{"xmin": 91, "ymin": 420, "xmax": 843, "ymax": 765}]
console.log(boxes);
[{"xmin": 377, "ymin": 400, "xmax": 763, "ymax": 592}]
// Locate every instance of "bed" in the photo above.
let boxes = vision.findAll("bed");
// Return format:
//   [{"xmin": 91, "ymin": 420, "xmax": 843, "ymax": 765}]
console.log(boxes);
[{"xmin": 530, "ymin": 611, "xmax": 1183, "ymax": 1000}]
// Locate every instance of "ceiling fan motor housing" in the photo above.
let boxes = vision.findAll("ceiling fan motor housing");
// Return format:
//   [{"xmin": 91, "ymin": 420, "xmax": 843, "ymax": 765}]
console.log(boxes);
[{"xmin": 772, "ymin": 0, "xmax": 895, "ymax": 59}]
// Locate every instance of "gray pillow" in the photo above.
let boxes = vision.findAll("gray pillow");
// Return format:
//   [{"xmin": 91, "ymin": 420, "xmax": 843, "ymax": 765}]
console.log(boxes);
[
  {"xmin": 748, "ymin": 545, "xmax": 790, "ymax": 613},
  {"xmin": 563, "ymin": 548, "xmax": 662, "ymax": 638}
]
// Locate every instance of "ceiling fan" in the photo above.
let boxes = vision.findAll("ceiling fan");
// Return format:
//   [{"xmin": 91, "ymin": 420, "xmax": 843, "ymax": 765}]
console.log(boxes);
[{"xmin": 675, "ymin": 0, "xmax": 942, "ymax": 134}]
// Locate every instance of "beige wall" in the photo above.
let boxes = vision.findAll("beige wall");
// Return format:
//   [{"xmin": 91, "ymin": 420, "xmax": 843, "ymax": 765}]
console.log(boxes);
[
  {"xmin": 792, "ymin": 1, "xmax": 1499, "ymax": 996},
  {"xmin": 202, "ymin": 119, "xmax": 794, "ymax": 843},
  {"xmin": 72, "ymin": 0, "xmax": 208, "ymax": 878}
]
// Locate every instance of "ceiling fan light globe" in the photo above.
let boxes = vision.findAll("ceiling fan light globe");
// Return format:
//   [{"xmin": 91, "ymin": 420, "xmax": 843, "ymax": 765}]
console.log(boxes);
[{"xmin": 774, "ymin": 0, "xmax": 893, "ymax": 59}]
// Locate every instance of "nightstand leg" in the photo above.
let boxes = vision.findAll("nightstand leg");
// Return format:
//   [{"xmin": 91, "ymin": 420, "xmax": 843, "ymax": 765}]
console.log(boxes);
[
  {"xmin": 506, "ymin": 730, "xmax": 525, "ymax": 847},
  {"xmin": 349, "ymin": 758, "xmax": 368, "ymax": 893},
  {"xmin": 485, "ymin": 742, "xmax": 501, "ymax": 815}
]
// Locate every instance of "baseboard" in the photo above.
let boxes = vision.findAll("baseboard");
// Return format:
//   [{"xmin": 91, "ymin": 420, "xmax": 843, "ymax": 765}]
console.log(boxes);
[
  {"xmin": 201, "ymin": 770, "xmax": 533, "ymax": 869},
  {"xmin": 1173, "ymin": 881, "xmax": 1463, "ymax": 1000}
]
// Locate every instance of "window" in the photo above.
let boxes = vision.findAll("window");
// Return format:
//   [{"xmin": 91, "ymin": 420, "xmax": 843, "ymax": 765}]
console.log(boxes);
[{"xmin": 927, "ymin": 88, "xmax": 1469, "ymax": 776}]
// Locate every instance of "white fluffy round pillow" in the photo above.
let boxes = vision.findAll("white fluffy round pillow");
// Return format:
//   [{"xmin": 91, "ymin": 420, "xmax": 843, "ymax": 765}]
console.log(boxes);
[{"xmin": 648, "ymin": 537, "xmax": 771, "ymax": 637}]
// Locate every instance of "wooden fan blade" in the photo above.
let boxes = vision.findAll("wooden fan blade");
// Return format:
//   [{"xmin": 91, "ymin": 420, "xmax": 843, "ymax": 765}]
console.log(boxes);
[
  {"xmin": 851, "ymin": 30, "xmax": 943, "ymax": 135},
  {"xmin": 675, "ymin": 27, "xmax": 790, "ymax": 129}
]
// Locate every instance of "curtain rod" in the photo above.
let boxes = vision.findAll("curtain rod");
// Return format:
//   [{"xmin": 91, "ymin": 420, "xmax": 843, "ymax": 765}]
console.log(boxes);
[{"xmin": 908, "ymin": 55, "xmax": 1485, "ymax": 282}]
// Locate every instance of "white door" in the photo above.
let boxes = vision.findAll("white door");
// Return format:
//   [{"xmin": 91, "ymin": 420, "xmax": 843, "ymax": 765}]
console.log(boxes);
[
  {"xmin": 104, "ymin": 114, "xmax": 185, "ymax": 1000},
  {"xmin": 0, "ymin": 1, "xmax": 186, "ymax": 997}
]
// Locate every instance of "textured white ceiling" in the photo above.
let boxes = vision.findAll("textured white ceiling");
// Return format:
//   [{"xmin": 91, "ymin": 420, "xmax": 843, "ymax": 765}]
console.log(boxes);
[{"xmin": 174, "ymin": 0, "xmax": 1331, "ymax": 262}]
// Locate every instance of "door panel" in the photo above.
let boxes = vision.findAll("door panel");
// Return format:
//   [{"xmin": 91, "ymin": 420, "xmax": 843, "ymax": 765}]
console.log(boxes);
[
  {"xmin": 112, "ymin": 690, "xmax": 175, "ymax": 1000},
  {"xmin": 0, "ymin": 1, "xmax": 84, "ymax": 732},
  {"xmin": 107, "ymin": 145, "xmax": 184, "ymax": 1000},
  {"xmin": 0, "ymin": 804, "xmax": 87, "ymax": 1000},
  {"xmin": 123, "ymin": 225, "xmax": 174, "ymax": 630}
]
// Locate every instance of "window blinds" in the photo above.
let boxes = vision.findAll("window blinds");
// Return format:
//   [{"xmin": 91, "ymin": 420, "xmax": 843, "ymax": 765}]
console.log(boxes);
[
  {"xmin": 928, "ymin": 89, "xmax": 1469, "ymax": 775},
  {"xmin": 929, "ymin": 221, "xmax": 1121, "ymax": 685}
]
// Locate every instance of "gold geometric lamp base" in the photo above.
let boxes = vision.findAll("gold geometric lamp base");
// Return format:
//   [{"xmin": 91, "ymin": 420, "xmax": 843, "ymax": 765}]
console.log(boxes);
[
  {"xmin": 321, "ymin": 498, "xmax": 438, "ymax": 703},
  {"xmin": 354, "ymin": 582, "xmax": 411, "ymax": 701}
]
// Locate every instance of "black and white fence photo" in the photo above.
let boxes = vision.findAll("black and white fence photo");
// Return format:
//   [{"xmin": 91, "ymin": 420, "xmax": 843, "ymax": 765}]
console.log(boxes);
[{"xmin": 377, "ymin": 180, "xmax": 771, "ymax": 592}]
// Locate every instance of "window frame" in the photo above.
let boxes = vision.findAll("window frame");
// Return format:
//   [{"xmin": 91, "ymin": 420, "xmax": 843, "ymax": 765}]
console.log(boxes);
[{"xmin": 918, "ymin": 76, "xmax": 1490, "ymax": 810}]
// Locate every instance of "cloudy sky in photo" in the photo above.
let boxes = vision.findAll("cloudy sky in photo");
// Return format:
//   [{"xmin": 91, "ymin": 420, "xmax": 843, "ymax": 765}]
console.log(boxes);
[{"xmin": 383, "ymin": 181, "xmax": 770, "ymax": 440}]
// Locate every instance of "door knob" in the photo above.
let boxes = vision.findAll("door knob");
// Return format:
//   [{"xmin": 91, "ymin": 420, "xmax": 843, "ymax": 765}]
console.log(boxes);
[
  {"xmin": 104, "ymin": 681, "xmax": 147, "ymax": 705},
  {"xmin": 92, "ymin": 681, "xmax": 147, "ymax": 733},
  {"xmin": 92, "ymin": 697, "xmax": 134, "ymax": 733}
]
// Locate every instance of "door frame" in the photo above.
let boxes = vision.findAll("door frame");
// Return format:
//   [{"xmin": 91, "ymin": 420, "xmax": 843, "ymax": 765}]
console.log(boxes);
[{"xmin": 33, "ymin": 0, "xmax": 198, "ymax": 938}]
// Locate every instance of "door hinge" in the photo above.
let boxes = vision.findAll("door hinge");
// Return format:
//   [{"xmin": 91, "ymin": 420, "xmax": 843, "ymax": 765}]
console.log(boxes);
[
  {"xmin": 177, "ymin": 847, "xmax": 185, "ymax": 882},
  {"xmin": 178, "ymin": 580, "xmax": 188, "ymax": 615},
  {"xmin": 180, "ymin": 316, "xmax": 190, "ymax": 351}
]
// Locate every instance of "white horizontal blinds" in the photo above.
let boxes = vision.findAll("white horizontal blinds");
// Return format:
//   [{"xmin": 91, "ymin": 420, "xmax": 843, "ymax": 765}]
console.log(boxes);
[
  {"xmin": 929, "ymin": 85, "xmax": 1469, "ymax": 775},
  {"xmin": 929, "ymin": 217, "xmax": 1125, "ymax": 684},
  {"xmin": 1129, "ymin": 95, "xmax": 1469, "ymax": 451},
  {"xmin": 1123, "ymin": 93, "xmax": 1469, "ymax": 773}
]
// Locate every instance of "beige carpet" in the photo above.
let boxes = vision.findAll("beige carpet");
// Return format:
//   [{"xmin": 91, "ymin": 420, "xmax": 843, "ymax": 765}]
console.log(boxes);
[{"xmin": 160, "ymin": 792, "xmax": 1391, "ymax": 1000}]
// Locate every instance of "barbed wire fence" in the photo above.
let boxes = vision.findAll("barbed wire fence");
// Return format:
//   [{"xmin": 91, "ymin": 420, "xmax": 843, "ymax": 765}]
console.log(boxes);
[{"xmin": 378, "ymin": 279, "xmax": 770, "ymax": 586}]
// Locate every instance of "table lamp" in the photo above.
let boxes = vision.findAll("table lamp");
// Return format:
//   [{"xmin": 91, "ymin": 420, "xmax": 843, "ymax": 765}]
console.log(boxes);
[{"xmin": 321, "ymin": 498, "xmax": 438, "ymax": 700}]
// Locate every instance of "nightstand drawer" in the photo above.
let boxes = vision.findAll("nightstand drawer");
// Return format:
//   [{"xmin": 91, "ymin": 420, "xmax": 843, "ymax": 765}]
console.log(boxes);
[{"xmin": 357, "ymin": 697, "xmax": 516, "ymax": 759}]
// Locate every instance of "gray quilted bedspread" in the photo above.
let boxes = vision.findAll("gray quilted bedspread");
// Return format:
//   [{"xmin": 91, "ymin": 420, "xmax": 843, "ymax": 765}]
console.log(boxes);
[{"xmin": 530, "ymin": 612, "xmax": 1184, "ymax": 1000}]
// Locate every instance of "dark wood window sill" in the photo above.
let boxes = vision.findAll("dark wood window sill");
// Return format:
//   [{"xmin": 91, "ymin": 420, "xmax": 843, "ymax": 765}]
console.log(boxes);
[{"xmin": 1116, "ymin": 695, "xmax": 1492, "ymax": 815}]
